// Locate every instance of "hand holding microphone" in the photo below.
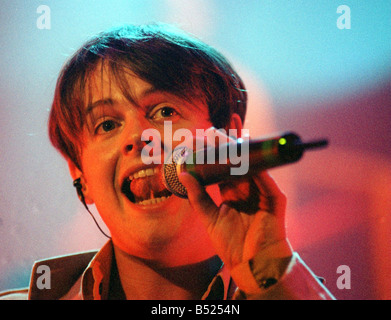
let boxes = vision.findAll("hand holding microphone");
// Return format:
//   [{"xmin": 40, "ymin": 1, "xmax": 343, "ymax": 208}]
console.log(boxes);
[{"xmin": 175, "ymin": 130, "xmax": 328, "ymax": 290}]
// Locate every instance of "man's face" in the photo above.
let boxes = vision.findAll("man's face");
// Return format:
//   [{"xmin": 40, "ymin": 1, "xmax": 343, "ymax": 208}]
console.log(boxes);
[{"xmin": 75, "ymin": 67, "xmax": 217, "ymax": 261}]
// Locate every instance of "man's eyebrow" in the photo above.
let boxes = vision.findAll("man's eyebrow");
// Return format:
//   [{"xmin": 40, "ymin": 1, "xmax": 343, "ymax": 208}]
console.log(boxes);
[
  {"xmin": 86, "ymin": 98, "xmax": 114, "ymax": 115},
  {"xmin": 85, "ymin": 87, "xmax": 163, "ymax": 114}
]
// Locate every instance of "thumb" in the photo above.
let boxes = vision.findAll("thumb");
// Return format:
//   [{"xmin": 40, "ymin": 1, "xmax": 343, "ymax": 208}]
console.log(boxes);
[{"xmin": 178, "ymin": 172, "xmax": 219, "ymax": 221}]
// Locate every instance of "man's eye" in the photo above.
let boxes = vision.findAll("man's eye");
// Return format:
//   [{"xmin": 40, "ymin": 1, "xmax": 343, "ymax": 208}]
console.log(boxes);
[
  {"xmin": 95, "ymin": 119, "xmax": 118, "ymax": 134},
  {"xmin": 151, "ymin": 106, "xmax": 179, "ymax": 120},
  {"xmin": 160, "ymin": 107, "xmax": 175, "ymax": 117}
]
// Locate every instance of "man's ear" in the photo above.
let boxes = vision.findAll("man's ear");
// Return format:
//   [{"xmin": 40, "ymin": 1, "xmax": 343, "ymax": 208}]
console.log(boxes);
[
  {"xmin": 67, "ymin": 159, "xmax": 94, "ymax": 205},
  {"xmin": 227, "ymin": 113, "xmax": 243, "ymax": 138}
]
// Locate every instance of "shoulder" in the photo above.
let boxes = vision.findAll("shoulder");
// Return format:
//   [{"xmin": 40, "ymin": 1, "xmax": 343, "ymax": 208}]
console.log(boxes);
[
  {"xmin": 31, "ymin": 250, "xmax": 98, "ymax": 273},
  {"xmin": 0, "ymin": 288, "xmax": 29, "ymax": 300},
  {"xmin": 0, "ymin": 250, "xmax": 98, "ymax": 300}
]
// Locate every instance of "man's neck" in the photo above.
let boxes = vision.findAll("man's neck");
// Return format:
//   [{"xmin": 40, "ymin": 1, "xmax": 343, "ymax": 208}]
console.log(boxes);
[{"xmin": 111, "ymin": 245, "xmax": 223, "ymax": 300}]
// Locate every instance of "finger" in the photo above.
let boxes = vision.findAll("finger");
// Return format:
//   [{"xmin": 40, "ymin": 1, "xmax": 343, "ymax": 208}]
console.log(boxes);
[
  {"xmin": 178, "ymin": 172, "xmax": 219, "ymax": 222},
  {"xmin": 252, "ymin": 170, "xmax": 282, "ymax": 196},
  {"xmin": 252, "ymin": 170, "xmax": 287, "ymax": 215},
  {"xmin": 219, "ymin": 178, "xmax": 267, "ymax": 214}
]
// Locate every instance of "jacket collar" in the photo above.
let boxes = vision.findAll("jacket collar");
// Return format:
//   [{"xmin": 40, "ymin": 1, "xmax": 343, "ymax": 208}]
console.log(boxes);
[{"xmin": 28, "ymin": 240, "xmax": 235, "ymax": 300}]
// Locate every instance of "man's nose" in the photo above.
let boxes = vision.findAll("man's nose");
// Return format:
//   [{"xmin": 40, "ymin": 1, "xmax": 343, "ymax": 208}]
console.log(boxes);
[
  {"xmin": 122, "ymin": 133, "xmax": 154, "ymax": 155},
  {"xmin": 121, "ymin": 117, "xmax": 163, "ymax": 155}
]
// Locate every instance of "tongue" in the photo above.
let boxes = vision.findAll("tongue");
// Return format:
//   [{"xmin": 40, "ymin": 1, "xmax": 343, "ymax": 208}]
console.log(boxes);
[{"xmin": 130, "ymin": 175, "xmax": 167, "ymax": 201}]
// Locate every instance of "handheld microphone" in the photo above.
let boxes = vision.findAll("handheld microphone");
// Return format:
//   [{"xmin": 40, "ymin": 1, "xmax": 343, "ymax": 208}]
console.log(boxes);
[{"xmin": 162, "ymin": 132, "xmax": 328, "ymax": 198}]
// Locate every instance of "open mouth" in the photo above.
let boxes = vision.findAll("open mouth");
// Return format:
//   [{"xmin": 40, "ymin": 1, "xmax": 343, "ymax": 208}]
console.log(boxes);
[{"xmin": 121, "ymin": 167, "xmax": 172, "ymax": 205}]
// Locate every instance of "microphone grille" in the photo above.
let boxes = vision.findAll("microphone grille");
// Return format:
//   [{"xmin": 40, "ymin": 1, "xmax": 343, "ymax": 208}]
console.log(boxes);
[{"xmin": 162, "ymin": 147, "xmax": 189, "ymax": 199}]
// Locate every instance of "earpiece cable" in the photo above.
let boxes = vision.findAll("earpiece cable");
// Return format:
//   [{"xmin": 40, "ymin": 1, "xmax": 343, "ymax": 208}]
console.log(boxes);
[{"xmin": 73, "ymin": 178, "xmax": 111, "ymax": 239}]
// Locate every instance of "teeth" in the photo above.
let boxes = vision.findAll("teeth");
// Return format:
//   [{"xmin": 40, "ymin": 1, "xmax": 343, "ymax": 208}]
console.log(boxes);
[
  {"xmin": 124, "ymin": 167, "xmax": 171, "ymax": 205},
  {"xmin": 137, "ymin": 196, "xmax": 169, "ymax": 206},
  {"xmin": 129, "ymin": 167, "xmax": 159, "ymax": 181}
]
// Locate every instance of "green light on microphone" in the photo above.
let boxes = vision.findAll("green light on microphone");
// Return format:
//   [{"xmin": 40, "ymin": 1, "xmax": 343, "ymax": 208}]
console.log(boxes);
[{"xmin": 279, "ymin": 137, "xmax": 287, "ymax": 145}]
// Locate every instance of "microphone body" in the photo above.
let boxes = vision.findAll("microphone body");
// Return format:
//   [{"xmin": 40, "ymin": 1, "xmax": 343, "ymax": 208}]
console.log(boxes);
[{"xmin": 162, "ymin": 132, "xmax": 328, "ymax": 198}]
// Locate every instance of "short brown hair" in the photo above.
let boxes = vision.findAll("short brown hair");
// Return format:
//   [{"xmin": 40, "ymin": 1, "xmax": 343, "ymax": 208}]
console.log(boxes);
[{"xmin": 48, "ymin": 23, "xmax": 247, "ymax": 169}]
